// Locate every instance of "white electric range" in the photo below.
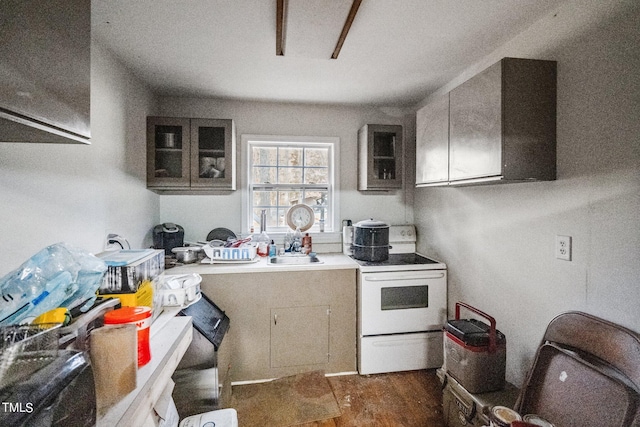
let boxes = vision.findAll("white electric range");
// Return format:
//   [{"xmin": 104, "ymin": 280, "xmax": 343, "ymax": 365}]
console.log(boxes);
[{"xmin": 352, "ymin": 225, "xmax": 447, "ymax": 375}]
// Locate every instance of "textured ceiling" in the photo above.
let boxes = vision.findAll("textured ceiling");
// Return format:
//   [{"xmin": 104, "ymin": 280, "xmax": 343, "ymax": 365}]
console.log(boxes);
[{"xmin": 92, "ymin": 0, "xmax": 566, "ymax": 107}]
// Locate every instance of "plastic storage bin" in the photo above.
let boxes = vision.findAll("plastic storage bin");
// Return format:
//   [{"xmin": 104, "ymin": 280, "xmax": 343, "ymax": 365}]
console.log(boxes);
[
  {"xmin": 98, "ymin": 249, "xmax": 164, "ymax": 293},
  {"xmin": 159, "ymin": 274, "xmax": 202, "ymax": 308},
  {"xmin": 179, "ymin": 408, "xmax": 238, "ymax": 427},
  {"xmin": 104, "ymin": 306, "xmax": 152, "ymax": 367},
  {"xmin": 443, "ymin": 302, "xmax": 506, "ymax": 393}
]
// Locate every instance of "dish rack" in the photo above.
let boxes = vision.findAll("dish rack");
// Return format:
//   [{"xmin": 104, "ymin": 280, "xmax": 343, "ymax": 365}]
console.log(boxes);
[
  {"xmin": 204, "ymin": 245, "xmax": 257, "ymax": 261},
  {"xmin": 0, "ymin": 323, "xmax": 61, "ymax": 388}
]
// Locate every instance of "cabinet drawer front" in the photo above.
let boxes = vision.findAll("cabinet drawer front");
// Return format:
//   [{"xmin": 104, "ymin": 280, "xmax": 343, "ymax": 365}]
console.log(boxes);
[{"xmin": 359, "ymin": 332, "xmax": 443, "ymax": 375}]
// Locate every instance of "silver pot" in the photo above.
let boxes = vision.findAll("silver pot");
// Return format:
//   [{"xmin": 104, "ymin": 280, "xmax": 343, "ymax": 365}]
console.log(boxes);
[
  {"xmin": 171, "ymin": 246, "xmax": 202, "ymax": 264},
  {"xmin": 352, "ymin": 218, "xmax": 390, "ymax": 262}
]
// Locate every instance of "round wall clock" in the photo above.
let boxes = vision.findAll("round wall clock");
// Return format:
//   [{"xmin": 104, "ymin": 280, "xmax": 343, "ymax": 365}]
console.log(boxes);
[{"xmin": 286, "ymin": 203, "xmax": 315, "ymax": 231}]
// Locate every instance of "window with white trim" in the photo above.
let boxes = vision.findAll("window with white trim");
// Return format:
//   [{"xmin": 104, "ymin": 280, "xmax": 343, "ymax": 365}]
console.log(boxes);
[{"xmin": 245, "ymin": 136, "xmax": 337, "ymax": 234}]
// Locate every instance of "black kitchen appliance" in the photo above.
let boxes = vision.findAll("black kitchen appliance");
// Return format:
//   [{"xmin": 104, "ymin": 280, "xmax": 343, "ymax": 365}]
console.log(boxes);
[
  {"xmin": 0, "ymin": 350, "xmax": 96, "ymax": 427},
  {"xmin": 352, "ymin": 218, "xmax": 390, "ymax": 262},
  {"xmin": 153, "ymin": 222, "xmax": 184, "ymax": 255},
  {"xmin": 173, "ymin": 294, "xmax": 231, "ymax": 416}
]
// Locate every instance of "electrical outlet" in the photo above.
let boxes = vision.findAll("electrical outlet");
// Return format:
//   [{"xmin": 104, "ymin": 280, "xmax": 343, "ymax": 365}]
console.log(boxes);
[{"xmin": 555, "ymin": 235, "xmax": 572, "ymax": 261}]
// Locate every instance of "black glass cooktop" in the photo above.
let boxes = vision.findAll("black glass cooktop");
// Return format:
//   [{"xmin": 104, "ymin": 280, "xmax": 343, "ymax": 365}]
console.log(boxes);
[{"xmin": 351, "ymin": 253, "xmax": 440, "ymax": 267}]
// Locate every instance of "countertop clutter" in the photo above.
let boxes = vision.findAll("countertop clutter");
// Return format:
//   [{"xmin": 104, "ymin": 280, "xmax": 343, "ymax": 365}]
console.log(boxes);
[
  {"xmin": 0, "ymin": 242, "xmax": 195, "ymax": 427},
  {"xmin": 169, "ymin": 252, "xmax": 359, "ymax": 275},
  {"xmin": 0, "ymin": 241, "xmax": 352, "ymax": 426},
  {"xmin": 97, "ymin": 311, "xmax": 192, "ymax": 426}
]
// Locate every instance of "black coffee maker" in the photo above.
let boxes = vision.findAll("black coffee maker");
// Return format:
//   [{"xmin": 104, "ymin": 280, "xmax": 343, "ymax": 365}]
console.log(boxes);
[{"xmin": 153, "ymin": 223, "xmax": 185, "ymax": 255}]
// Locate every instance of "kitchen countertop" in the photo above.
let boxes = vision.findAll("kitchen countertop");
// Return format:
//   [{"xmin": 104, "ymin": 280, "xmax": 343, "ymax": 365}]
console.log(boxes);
[{"xmin": 167, "ymin": 252, "xmax": 358, "ymax": 275}]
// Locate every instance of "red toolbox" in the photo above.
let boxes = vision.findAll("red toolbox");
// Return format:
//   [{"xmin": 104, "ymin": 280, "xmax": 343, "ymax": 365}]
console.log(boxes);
[{"xmin": 443, "ymin": 302, "xmax": 506, "ymax": 393}]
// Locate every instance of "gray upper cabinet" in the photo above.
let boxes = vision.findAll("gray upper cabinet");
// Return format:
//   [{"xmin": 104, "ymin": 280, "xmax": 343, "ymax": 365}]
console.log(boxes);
[
  {"xmin": 0, "ymin": 0, "xmax": 91, "ymax": 144},
  {"xmin": 416, "ymin": 93, "xmax": 450, "ymax": 186},
  {"xmin": 147, "ymin": 117, "xmax": 236, "ymax": 192},
  {"xmin": 415, "ymin": 57, "xmax": 556, "ymax": 187},
  {"xmin": 358, "ymin": 124, "xmax": 403, "ymax": 191},
  {"xmin": 449, "ymin": 58, "xmax": 557, "ymax": 185}
]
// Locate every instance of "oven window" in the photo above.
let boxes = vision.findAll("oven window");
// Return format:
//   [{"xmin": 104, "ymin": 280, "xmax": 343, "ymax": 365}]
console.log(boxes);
[{"xmin": 381, "ymin": 286, "xmax": 429, "ymax": 310}]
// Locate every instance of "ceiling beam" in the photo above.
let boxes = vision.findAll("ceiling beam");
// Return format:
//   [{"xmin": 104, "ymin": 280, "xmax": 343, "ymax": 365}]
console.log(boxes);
[
  {"xmin": 276, "ymin": 0, "xmax": 286, "ymax": 56},
  {"xmin": 331, "ymin": 0, "xmax": 362, "ymax": 59}
]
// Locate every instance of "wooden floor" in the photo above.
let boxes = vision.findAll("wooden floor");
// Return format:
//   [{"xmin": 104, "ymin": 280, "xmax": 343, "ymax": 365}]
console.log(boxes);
[{"xmin": 235, "ymin": 370, "xmax": 446, "ymax": 427}]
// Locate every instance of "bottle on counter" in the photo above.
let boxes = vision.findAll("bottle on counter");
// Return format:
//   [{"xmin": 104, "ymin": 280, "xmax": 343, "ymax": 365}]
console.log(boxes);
[
  {"xmin": 257, "ymin": 209, "xmax": 269, "ymax": 257},
  {"xmin": 291, "ymin": 227, "xmax": 302, "ymax": 253},
  {"xmin": 302, "ymin": 233, "xmax": 312, "ymax": 254},
  {"xmin": 256, "ymin": 231, "xmax": 269, "ymax": 257},
  {"xmin": 283, "ymin": 228, "xmax": 294, "ymax": 252},
  {"xmin": 268, "ymin": 240, "xmax": 277, "ymax": 258}
]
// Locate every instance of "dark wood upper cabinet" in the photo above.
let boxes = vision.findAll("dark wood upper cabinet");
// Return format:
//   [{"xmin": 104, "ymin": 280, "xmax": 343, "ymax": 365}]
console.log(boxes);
[
  {"xmin": 0, "ymin": 0, "xmax": 91, "ymax": 144},
  {"xmin": 147, "ymin": 117, "xmax": 236, "ymax": 193},
  {"xmin": 358, "ymin": 124, "xmax": 403, "ymax": 191}
]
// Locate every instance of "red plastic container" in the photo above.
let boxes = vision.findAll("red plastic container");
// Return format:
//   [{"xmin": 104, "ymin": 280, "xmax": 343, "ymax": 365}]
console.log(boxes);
[{"xmin": 104, "ymin": 306, "xmax": 152, "ymax": 367}]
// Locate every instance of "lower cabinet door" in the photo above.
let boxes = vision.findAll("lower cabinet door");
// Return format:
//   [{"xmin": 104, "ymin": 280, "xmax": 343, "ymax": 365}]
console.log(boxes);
[{"xmin": 270, "ymin": 305, "xmax": 329, "ymax": 368}]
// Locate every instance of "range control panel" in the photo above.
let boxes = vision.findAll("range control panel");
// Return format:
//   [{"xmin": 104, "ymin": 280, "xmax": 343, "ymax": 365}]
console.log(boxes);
[{"xmin": 389, "ymin": 225, "xmax": 416, "ymax": 243}]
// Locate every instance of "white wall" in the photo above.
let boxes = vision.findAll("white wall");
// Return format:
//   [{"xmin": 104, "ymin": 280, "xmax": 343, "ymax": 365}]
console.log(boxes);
[
  {"xmin": 157, "ymin": 98, "xmax": 415, "ymax": 245},
  {"xmin": 0, "ymin": 42, "xmax": 159, "ymax": 276},
  {"xmin": 414, "ymin": 0, "xmax": 640, "ymax": 386}
]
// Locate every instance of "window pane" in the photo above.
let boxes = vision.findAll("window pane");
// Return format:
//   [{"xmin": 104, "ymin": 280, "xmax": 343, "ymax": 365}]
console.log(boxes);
[
  {"xmin": 252, "ymin": 166, "xmax": 276, "ymax": 183},
  {"xmin": 303, "ymin": 190, "xmax": 325, "ymax": 204},
  {"xmin": 304, "ymin": 167, "xmax": 328, "ymax": 184},
  {"xmin": 277, "ymin": 208, "xmax": 289, "ymax": 227},
  {"xmin": 248, "ymin": 138, "xmax": 335, "ymax": 233},
  {"xmin": 254, "ymin": 191, "xmax": 277, "ymax": 207},
  {"xmin": 252, "ymin": 208, "xmax": 279, "ymax": 229},
  {"xmin": 252, "ymin": 147, "xmax": 277, "ymax": 166},
  {"xmin": 278, "ymin": 167, "xmax": 303, "ymax": 184},
  {"xmin": 304, "ymin": 148, "xmax": 328, "ymax": 166},
  {"xmin": 304, "ymin": 191, "xmax": 328, "ymax": 223},
  {"xmin": 279, "ymin": 148, "xmax": 303, "ymax": 167},
  {"xmin": 278, "ymin": 190, "xmax": 302, "ymax": 206}
]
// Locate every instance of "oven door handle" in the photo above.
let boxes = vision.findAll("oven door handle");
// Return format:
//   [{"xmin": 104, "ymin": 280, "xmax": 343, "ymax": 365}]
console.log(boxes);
[{"xmin": 363, "ymin": 272, "xmax": 445, "ymax": 281}]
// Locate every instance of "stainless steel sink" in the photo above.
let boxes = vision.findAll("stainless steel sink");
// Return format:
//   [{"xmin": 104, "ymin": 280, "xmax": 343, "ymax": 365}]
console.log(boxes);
[{"xmin": 268, "ymin": 255, "xmax": 323, "ymax": 265}]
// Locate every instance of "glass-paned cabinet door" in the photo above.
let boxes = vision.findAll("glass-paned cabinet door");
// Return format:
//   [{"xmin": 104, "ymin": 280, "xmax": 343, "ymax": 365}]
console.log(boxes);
[
  {"xmin": 147, "ymin": 117, "xmax": 191, "ymax": 187},
  {"xmin": 358, "ymin": 124, "xmax": 403, "ymax": 190},
  {"xmin": 373, "ymin": 131, "xmax": 398, "ymax": 180},
  {"xmin": 190, "ymin": 119, "xmax": 236, "ymax": 189}
]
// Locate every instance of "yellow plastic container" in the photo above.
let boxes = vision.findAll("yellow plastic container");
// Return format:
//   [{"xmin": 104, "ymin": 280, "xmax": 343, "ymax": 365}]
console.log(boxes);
[
  {"xmin": 98, "ymin": 280, "xmax": 154, "ymax": 309},
  {"xmin": 32, "ymin": 308, "xmax": 71, "ymax": 325}
]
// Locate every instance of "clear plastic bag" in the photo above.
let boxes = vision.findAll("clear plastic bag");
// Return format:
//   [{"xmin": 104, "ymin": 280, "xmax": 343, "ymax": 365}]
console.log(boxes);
[{"xmin": 0, "ymin": 243, "xmax": 107, "ymax": 326}]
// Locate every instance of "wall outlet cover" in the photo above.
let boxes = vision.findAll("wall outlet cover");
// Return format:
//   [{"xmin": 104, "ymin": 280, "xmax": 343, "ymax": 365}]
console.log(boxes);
[{"xmin": 555, "ymin": 235, "xmax": 572, "ymax": 261}]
